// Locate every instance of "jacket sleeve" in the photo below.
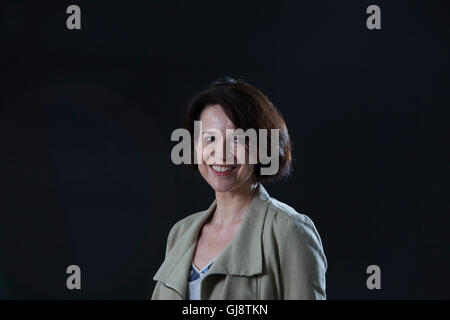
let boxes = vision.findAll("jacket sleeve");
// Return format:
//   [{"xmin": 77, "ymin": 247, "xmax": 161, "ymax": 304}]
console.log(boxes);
[
  {"xmin": 280, "ymin": 214, "xmax": 327, "ymax": 299},
  {"xmin": 149, "ymin": 221, "xmax": 181, "ymax": 299},
  {"xmin": 163, "ymin": 218, "xmax": 185, "ymax": 257},
  {"xmin": 164, "ymin": 223, "xmax": 177, "ymax": 257}
]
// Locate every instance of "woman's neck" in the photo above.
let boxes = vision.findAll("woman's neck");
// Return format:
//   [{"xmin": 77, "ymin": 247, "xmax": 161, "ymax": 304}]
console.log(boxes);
[{"xmin": 212, "ymin": 181, "xmax": 259, "ymax": 226}]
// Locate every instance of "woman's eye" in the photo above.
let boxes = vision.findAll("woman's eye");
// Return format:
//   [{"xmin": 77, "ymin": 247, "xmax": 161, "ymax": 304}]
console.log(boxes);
[
  {"xmin": 233, "ymin": 136, "xmax": 244, "ymax": 144},
  {"xmin": 205, "ymin": 136, "xmax": 215, "ymax": 143}
]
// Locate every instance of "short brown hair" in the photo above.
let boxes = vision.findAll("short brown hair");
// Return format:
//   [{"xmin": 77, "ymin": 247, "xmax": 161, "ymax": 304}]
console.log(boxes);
[{"xmin": 184, "ymin": 77, "xmax": 293, "ymax": 183}]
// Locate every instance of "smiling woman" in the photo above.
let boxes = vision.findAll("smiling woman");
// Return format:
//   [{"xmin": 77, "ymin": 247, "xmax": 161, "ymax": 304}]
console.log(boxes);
[
  {"xmin": 185, "ymin": 77, "xmax": 292, "ymax": 183},
  {"xmin": 151, "ymin": 78, "xmax": 327, "ymax": 300}
]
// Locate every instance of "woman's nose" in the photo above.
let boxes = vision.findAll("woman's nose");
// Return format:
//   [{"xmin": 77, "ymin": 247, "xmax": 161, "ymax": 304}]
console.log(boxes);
[{"xmin": 211, "ymin": 139, "xmax": 235, "ymax": 163}]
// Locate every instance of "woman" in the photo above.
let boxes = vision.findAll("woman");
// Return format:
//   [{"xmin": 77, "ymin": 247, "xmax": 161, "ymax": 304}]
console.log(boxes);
[{"xmin": 151, "ymin": 78, "xmax": 327, "ymax": 300}]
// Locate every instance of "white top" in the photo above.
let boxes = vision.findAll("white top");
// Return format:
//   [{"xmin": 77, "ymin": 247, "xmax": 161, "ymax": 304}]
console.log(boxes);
[{"xmin": 186, "ymin": 261, "xmax": 214, "ymax": 300}]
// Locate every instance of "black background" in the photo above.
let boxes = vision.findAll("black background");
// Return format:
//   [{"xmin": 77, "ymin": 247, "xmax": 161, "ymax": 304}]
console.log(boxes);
[{"xmin": 0, "ymin": 0, "xmax": 449, "ymax": 299}]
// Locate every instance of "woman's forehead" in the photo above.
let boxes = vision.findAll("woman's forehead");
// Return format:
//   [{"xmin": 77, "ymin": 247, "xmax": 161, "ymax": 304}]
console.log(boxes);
[{"xmin": 199, "ymin": 105, "xmax": 235, "ymax": 130}]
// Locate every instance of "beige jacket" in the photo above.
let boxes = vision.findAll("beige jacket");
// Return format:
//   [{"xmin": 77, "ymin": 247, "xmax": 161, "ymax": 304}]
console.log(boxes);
[{"xmin": 151, "ymin": 183, "xmax": 327, "ymax": 300}]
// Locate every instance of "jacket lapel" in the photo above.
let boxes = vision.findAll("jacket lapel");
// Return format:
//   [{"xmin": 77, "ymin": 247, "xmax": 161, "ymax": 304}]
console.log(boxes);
[
  {"xmin": 152, "ymin": 200, "xmax": 216, "ymax": 298},
  {"xmin": 206, "ymin": 183, "xmax": 270, "ymax": 277}
]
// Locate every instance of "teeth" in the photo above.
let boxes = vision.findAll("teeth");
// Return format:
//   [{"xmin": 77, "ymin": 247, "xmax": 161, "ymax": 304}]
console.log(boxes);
[{"xmin": 212, "ymin": 166, "xmax": 233, "ymax": 172}]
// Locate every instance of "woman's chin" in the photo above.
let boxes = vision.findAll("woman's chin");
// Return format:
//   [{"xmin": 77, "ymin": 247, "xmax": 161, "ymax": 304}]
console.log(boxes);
[{"xmin": 208, "ymin": 178, "xmax": 236, "ymax": 193}]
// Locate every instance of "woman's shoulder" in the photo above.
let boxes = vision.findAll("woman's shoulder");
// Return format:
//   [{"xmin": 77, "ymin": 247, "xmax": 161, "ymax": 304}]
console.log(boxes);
[
  {"xmin": 166, "ymin": 209, "xmax": 209, "ymax": 242},
  {"xmin": 266, "ymin": 196, "xmax": 323, "ymax": 245},
  {"xmin": 265, "ymin": 196, "xmax": 326, "ymax": 269},
  {"xmin": 267, "ymin": 197, "xmax": 312, "ymax": 226}
]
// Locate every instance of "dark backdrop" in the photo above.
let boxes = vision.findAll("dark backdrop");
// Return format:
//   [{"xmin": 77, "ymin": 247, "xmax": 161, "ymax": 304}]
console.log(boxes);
[{"xmin": 1, "ymin": 0, "xmax": 449, "ymax": 299}]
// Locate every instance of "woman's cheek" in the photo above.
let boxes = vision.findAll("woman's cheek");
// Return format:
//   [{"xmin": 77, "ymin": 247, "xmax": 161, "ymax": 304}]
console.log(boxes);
[
  {"xmin": 232, "ymin": 145, "xmax": 244, "ymax": 164},
  {"xmin": 198, "ymin": 163, "xmax": 207, "ymax": 176},
  {"xmin": 242, "ymin": 164, "xmax": 256, "ymax": 181},
  {"xmin": 196, "ymin": 144, "xmax": 209, "ymax": 165}
]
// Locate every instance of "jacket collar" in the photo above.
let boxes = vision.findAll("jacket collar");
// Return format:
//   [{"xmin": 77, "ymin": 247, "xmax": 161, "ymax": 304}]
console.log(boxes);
[{"xmin": 153, "ymin": 182, "xmax": 271, "ymax": 299}]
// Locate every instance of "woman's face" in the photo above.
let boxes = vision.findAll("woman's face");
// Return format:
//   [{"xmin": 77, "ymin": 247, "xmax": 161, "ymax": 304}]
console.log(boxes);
[{"xmin": 196, "ymin": 104, "xmax": 256, "ymax": 193}]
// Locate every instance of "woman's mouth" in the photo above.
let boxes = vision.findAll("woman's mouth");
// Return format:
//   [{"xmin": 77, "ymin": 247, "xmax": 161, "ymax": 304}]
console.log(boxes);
[{"xmin": 210, "ymin": 165, "xmax": 237, "ymax": 176}]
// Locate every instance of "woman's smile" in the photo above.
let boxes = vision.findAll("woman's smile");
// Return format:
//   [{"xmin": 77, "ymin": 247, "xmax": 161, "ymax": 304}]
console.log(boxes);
[{"xmin": 209, "ymin": 164, "xmax": 238, "ymax": 176}]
